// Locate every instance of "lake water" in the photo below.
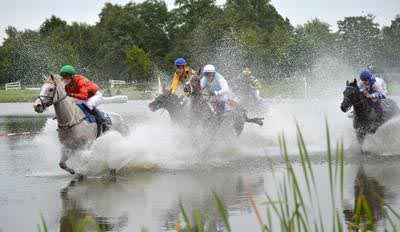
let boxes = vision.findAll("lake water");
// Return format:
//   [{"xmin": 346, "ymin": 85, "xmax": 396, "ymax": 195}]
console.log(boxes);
[{"xmin": 0, "ymin": 100, "xmax": 400, "ymax": 231}]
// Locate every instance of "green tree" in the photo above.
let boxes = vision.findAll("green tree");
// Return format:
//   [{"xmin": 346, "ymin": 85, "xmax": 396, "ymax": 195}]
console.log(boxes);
[
  {"xmin": 380, "ymin": 15, "xmax": 400, "ymax": 69},
  {"xmin": 125, "ymin": 45, "xmax": 152, "ymax": 81},
  {"xmin": 337, "ymin": 15, "xmax": 380, "ymax": 69},
  {"xmin": 39, "ymin": 15, "xmax": 67, "ymax": 36}
]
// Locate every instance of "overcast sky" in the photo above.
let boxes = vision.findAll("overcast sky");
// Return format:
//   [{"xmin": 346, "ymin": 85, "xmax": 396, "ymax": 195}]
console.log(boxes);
[{"xmin": 0, "ymin": 0, "xmax": 399, "ymax": 44}]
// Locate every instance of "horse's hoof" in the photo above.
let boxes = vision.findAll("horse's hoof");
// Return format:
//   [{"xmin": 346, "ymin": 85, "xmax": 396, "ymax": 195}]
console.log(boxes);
[
  {"xmin": 76, "ymin": 173, "xmax": 85, "ymax": 181},
  {"xmin": 68, "ymin": 169, "xmax": 76, "ymax": 175}
]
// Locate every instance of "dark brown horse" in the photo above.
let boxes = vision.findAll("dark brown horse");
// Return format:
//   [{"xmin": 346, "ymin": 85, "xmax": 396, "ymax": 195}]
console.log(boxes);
[
  {"xmin": 148, "ymin": 87, "xmax": 189, "ymax": 126},
  {"xmin": 184, "ymin": 75, "xmax": 264, "ymax": 136}
]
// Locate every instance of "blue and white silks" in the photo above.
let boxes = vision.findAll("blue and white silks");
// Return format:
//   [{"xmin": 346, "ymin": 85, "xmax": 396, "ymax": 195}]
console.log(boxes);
[
  {"xmin": 200, "ymin": 72, "xmax": 230, "ymax": 102},
  {"xmin": 358, "ymin": 77, "xmax": 387, "ymax": 101}
]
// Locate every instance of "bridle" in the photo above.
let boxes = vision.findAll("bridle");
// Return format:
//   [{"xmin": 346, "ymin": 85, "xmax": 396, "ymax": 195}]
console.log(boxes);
[
  {"xmin": 37, "ymin": 82, "xmax": 67, "ymax": 109},
  {"xmin": 343, "ymin": 85, "xmax": 364, "ymax": 110}
]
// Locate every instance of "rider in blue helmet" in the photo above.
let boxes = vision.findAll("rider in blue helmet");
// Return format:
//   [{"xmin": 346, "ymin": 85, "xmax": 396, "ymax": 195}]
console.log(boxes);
[
  {"xmin": 175, "ymin": 58, "xmax": 186, "ymax": 66},
  {"xmin": 170, "ymin": 58, "xmax": 196, "ymax": 95},
  {"xmin": 357, "ymin": 69, "xmax": 388, "ymax": 118},
  {"xmin": 358, "ymin": 70, "xmax": 387, "ymax": 100}
]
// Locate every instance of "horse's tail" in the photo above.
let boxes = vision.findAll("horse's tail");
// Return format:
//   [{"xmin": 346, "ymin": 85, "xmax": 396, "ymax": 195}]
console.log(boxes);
[{"xmin": 244, "ymin": 114, "xmax": 264, "ymax": 126}]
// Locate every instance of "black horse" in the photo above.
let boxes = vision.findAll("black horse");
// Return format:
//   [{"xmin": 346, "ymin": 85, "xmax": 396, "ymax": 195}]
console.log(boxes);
[{"xmin": 340, "ymin": 79, "xmax": 399, "ymax": 142}]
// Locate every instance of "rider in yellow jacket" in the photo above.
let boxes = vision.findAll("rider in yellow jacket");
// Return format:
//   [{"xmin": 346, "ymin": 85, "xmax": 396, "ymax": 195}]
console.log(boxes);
[
  {"xmin": 170, "ymin": 58, "xmax": 197, "ymax": 95},
  {"xmin": 242, "ymin": 68, "xmax": 262, "ymax": 100}
]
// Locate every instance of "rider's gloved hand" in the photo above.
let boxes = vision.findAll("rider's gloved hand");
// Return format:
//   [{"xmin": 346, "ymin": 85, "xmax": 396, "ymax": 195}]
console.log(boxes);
[
  {"xmin": 364, "ymin": 93, "xmax": 373, "ymax": 100},
  {"xmin": 209, "ymin": 90, "xmax": 218, "ymax": 96}
]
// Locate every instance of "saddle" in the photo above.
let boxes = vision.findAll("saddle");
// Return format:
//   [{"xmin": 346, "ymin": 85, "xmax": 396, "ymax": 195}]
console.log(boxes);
[{"xmin": 76, "ymin": 103, "xmax": 112, "ymax": 136}]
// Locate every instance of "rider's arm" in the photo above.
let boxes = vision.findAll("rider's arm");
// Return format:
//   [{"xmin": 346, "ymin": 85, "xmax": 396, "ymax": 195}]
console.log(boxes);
[
  {"xmin": 170, "ymin": 72, "xmax": 180, "ymax": 94},
  {"xmin": 372, "ymin": 83, "xmax": 386, "ymax": 99},
  {"xmin": 72, "ymin": 78, "xmax": 89, "ymax": 100},
  {"xmin": 215, "ymin": 77, "xmax": 229, "ymax": 96}
]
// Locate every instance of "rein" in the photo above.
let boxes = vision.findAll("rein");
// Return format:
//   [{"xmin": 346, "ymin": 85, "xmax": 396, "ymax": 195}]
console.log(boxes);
[{"xmin": 344, "ymin": 86, "xmax": 364, "ymax": 108}]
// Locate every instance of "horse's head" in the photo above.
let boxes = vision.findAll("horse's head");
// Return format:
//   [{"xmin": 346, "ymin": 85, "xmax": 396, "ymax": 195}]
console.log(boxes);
[
  {"xmin": 33, "ymin": 74, "xmax": 66, "ymax": 113},
  {"xmin": 340, "ymin": 78, "xmax": 361, "ymax": 112},
  {"xmin": 183, "ymin": 74, "xmax": 201, "ymax": 96},
  {"xmin": 148, "ymin": 87, "xmax": 179, "ymax": 112}
]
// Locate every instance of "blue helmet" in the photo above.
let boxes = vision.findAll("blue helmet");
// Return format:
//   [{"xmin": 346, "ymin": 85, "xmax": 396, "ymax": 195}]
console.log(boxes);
[
  {"xmin": 175, "ymin": 58, "xmax": 186, "ymax": 66},
  {"xmin": 360, "ymin": 70, "xmax": 373, "ymax": 81}
]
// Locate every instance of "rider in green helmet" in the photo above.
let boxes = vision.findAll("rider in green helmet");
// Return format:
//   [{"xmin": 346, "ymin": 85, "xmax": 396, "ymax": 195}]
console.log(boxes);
[
  {"xmin": 59, "ymin": 65, "xmax": 76, "ymax": 77},
  {"xmin": 59, "ymin": 65, "xmax": 109, "ymax": 132}
]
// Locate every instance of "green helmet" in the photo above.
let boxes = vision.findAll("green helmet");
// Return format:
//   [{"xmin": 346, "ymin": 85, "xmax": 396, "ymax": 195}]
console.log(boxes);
[{"xmin": 59, "ymin": 65, "xmax": 76, "ymax": 77}]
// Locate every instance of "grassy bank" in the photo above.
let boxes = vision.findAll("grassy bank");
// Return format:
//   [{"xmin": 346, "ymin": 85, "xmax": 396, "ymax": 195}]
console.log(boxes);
[
  {"xmin": 0, "ymin": 87, "xmax": 151, "ymax": 103},
  {"xmin": 0, "ymin": 89, "xmax": 40, "ymax": 103},
  {"xmin": 1, "ymin": 81, "xmax": 399, "ymax": 103}
]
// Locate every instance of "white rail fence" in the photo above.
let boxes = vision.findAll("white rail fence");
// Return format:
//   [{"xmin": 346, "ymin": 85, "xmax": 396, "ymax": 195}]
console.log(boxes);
[
  {"xmin": 109, "ymin": 79, "xmax": 126, "ymax": 88},
  {"xmin": 5, "ymin": 81, "xmax": 21, "ymax": 90}
]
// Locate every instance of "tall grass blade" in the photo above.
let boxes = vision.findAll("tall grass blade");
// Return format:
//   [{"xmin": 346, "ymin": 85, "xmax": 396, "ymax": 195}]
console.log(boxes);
[
  {"xmin": 296, "ymin": 123, "xmax": 325, "ymax": 232},
  {"xmin": 40, "ymin": 214, "xmax": 48, "ymax": 232},
  {"xmin": 213, "ymin": 191, "xmax": 231, "ymax": 232},
  {"xmin": 361, "ymin": 197, "xmax": 375, "ymax": 230},
  {"xmin": 193, "ymin": 209, "xmax": 203, "ymax": 232},
  {"xmin": 247, "ymin": 186, "xmax": 264, "ymax": 229},
  {"xmin": 179, "ymin": 197, "xmax": 193, "ymax": 231},
  {"xmin": 339, "ymin": 138, "xmax": 344, "ymax": 202},
  {"xmin": 325, "ymin": 119, "xmax": 336, "ymax": 232},
  {"xmin": 336, "ymin": 210, "xmax": 343, "ymax": 232},
  {"xmin": 141, "ymin": 225, "xmax": 150, "ymax": 232},
  {"xmin": 175, "ymin": 217, "xmax": 181, "ymax": 232},
  {"xmin": 77, "ymin": 215, "xmax": 90, "ymax": 232}
]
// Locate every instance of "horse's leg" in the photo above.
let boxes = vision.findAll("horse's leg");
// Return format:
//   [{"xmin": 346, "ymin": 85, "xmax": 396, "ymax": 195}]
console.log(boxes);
[
  {"xmin": 59, "ymin": 147, "xmax": 75, "ymax": 175},
  {"xmin": 109, "ymin": 169, "xmax": 117, "ymax": 181},
  {"xmin": 244, "ymin": 113, "xmax": 264, "ymax": 126}
]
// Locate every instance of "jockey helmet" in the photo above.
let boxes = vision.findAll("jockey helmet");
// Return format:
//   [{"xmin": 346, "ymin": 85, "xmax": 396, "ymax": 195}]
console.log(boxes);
[
  {"xmin": 360, "ymin": 70, "xmax": 373, "ymax": 81},
  {"xmin": 60, "ymin": 65, "xmax": 76, "ymax": 77},
  {"xmin": 175, "ymin": 58, "xmax": 186, "ymax": 67},
  {"xmin": 203, "ymin": 64, "xmax": 216, "ymax": 74},
  {"xmin": 242, "ymin": 67, "xmax": 252, "ymax": 76}
]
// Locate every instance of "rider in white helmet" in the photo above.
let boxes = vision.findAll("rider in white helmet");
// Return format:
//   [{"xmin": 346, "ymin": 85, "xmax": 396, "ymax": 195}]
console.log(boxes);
[{"xmin": 200, "ymin": 64, "xmax": 230, "ymax": 118}]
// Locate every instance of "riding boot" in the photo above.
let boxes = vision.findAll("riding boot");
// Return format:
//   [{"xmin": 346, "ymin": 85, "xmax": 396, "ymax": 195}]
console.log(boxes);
[{"xmin": 90, "ymin": 107, "xmax": 109, "ymax": 132}]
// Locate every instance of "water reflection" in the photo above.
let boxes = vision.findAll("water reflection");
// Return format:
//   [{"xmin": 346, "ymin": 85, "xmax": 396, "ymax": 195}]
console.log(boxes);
[
  {"xmin": 58, "ymin": 170, "xmax": 265, "ymax": 232},
  {"xmin": 343, "ymin": 165, "xmax": 396, "ymax": 230},
  {"xmin": 60, "ymin": 179, "xmax": 129, "ymax": 232}
]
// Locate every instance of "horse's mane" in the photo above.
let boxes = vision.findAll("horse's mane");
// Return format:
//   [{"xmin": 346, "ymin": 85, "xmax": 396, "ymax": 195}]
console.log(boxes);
[{"xmin": 43, "ymin": 79, "xmax": 56, "ymax": 84}]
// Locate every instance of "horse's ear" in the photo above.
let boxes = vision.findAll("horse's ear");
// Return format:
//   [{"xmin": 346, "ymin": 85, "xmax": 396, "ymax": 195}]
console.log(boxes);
[
  {"xmin": 353, "ymin": 78, "xmax": 357, "ymax": 84},
  {"xmin": 346, "ymin": 80, "xmax": 349, "ymax": 86},
  {"xmin": 50, "ymin": 73, "xmax": 54, "ymax": 80}
]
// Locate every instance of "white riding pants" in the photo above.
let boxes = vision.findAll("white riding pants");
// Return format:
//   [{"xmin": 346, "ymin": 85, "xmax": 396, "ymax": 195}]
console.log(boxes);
[{"xmin": 77, "ymin": 91, "xmax": 104, "ymax": 109}]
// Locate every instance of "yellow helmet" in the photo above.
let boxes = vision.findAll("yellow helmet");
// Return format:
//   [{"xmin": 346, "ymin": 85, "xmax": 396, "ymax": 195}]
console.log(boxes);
[{"xmin": 242, "ymin": 67, "xmax": 252, "ymax": 76}]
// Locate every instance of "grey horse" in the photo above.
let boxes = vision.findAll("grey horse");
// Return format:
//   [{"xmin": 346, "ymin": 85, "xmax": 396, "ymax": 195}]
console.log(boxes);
[{"xmin": 33, "ymin": 74, "xmax": 129, "ymax": 175}]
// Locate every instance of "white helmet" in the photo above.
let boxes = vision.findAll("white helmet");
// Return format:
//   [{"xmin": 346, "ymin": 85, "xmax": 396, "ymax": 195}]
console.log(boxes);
[{"xmin": 203, "ymin": 64, "xmax": 216, "ymax": 74}]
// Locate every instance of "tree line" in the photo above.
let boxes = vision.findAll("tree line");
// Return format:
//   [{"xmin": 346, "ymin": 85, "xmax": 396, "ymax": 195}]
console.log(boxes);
[{"xmin": 0, "ymin": 0, "xmax": 399, "ymax": 86}]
